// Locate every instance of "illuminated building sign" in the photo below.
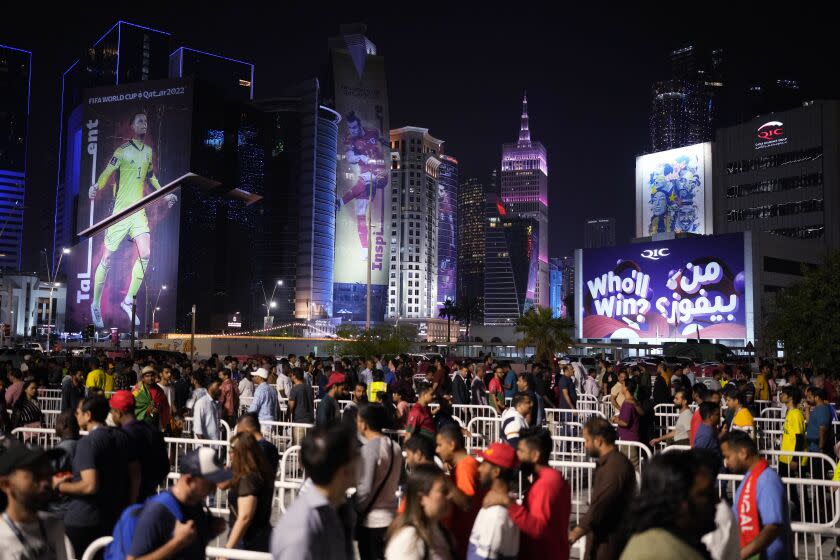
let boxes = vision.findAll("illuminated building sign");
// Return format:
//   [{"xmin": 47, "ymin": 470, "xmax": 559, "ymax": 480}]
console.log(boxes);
[
  {"xmin": 755, "ymin": 121, "xmax": 787, "ymax": 150},
  {"xmin": 576, "ymin": 233, "xmax": 751, "ymax": 341}
]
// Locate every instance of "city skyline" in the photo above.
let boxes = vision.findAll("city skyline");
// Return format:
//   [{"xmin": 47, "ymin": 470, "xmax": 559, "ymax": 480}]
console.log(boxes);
[{"xmin": 6, "ymin": 6, "xmax": 838, "ymax": 274}]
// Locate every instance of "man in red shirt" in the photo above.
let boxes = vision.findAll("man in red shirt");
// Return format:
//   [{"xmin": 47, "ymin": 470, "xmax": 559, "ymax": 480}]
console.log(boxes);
[
  {"xmin": 218, "ymin": 367, "xmax": 240, "ymax": 427},
  {"xmin": 437, "ymin": 424, "xmax": 482, "ymax": 560},
  {"xmin": 405, "ymin": 383, "xmax": 436, "ymax": 442},
  {"xmin": 488, "ymin": 366, "xmax": 506, "ymax": 414},
  {"xmin": 484, "ymin": 427, "xmax": 571, "ymax": 560}
]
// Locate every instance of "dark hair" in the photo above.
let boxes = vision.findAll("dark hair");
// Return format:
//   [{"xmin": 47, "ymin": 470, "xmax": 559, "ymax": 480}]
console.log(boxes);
[
  {"xmin": 811, "ymin": 386, "xmax": 828, "ymax": 401},
  {"xmin": 55, "ymin": 409, "xmax": 80, "ymax": 440},
  {"xmin": 386, "ymin": 464, "xmax": 447, "ymax": 553},
  {"xmin": 512, "ymin": 392, "xmax": 532, "ymax": 408},
  {"xmin": 781, "ymin": 385, "xmax": 803, "ymax": 406},
  {"xmin": 346, "ymin": 111, "xmax": 361, "ymax": 125},
  {"xmin": 80, "ymin": 395, "xmax": 110, "ymax": 423},
  {"xmin": 437, "ymin": 423, "xmax": 465, "ymax": 451},
  {"xmin": 417, "ymin": 382, "xmax": 434, "ymax": 396},
  {"xmin": 237, "ymin": 412, "xmax": 261, "ymax": 433},
  {"xmin": 699, "ymin": 401, "xmax": 719, "ymax": 421},
  {"xmin": 584, "ymin": 417, "xmax": 616, "ymax": 445},
  {"xmin": 372, "ymin": 369, "xmax": 385, "ymax": 382},
  {"xmin": 291, "ymin": 367, "xmax": 304, "ymax": 382},
  {"xmin": 129, "ymin": 110, "xmax": 147, "ymax": 125},
  {"xmin": 624, "ymin": 377, "xmax": 638, "ymax": 395},
  {"xmin": 626, "ymin": 451, "xmax": 703, "ymax": 536},
  {"xmin": 723, "ymin": 384, "xmax": 741, "ymax": 402},
  {"xmin": 518, "ymin": 428, "xmax": 552, "ymax": 465},
  {"xmin": 587, "ymin": 368, "xmax": 596, "ymax": 375},
  {"xmin": 518, "ymin": 373, "xmax": 535, "ymax": 391},
  {"xmin": 359, "ymin": 403, "xmax": 388, "ymax": 432},
  {"xmin": 721, "ymin": 429, "xmax": 757, "ymax": 456},
  {"xmin": 301, "ymin": 424, "xmax": 357, "ymax": 486},
  {"xmin": 404, "ymin": 432, "xmax": 436, "ymax": 460},
  {"xmin": 674, "ymin": 388, "xmax": 689, "ymax": 402}
]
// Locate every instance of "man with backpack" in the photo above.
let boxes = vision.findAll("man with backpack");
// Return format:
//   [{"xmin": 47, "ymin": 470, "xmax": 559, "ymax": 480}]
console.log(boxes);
[{"xmin": 115, "ymin": 447, "xmax": 228, "ymax": 560}]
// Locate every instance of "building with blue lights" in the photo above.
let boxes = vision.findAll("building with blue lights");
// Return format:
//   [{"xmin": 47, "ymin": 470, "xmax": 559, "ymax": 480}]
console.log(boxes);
[
  {"xmin": 549, "ymin": 258, "xmax": 563, "ymax": 318},
  {"xmin": 436, "ymin": 154, "xmax": 458, "ymax": 313},
  {"xmin": 52, "ymin": 21, "xmax": 171, "ymax": 269},
  {"xmin": 0, "ymin": 44, "xmax": 30, "ymax": 273},
  {"xmin": 169, "ymin": 47, "xmax": 253, "ymax": 102}
]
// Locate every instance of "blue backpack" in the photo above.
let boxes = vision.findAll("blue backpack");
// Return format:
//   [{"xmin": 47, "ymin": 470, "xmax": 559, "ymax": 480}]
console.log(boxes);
[{"xmin": 105, "ymin": 491, "xmax": 185, "ymax": 560}]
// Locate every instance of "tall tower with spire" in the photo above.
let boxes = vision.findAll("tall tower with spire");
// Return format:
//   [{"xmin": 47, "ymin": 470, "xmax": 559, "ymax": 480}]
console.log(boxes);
[{"xmin": 499, "ymin": 92, "xmax": 549, "ymax": 312}]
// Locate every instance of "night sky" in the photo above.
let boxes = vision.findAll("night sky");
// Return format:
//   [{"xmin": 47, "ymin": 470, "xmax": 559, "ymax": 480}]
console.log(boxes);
[{"xmin": 4, "ymin": 4, "xmax": 836, "ymax": 273}]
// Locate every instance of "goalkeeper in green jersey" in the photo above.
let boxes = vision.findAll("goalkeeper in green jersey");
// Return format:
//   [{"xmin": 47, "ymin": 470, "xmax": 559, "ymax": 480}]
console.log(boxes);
[{"xmin": 88, "ymin": 111, "xmax": 176, "ymax": 329}]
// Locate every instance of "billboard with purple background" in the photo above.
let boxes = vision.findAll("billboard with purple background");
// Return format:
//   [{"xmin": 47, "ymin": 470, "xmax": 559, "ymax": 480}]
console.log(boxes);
[{"xmin": 576, "ymin": 233, "xmax": 752, "ymax": 341}]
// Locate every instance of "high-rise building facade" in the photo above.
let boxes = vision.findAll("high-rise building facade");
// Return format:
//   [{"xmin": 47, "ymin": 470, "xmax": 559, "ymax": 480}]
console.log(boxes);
[
  {"xmin": 387, "ymin": 127, "xmax": 444, "ymax": 319},
  {"xmin": 549, "ymin": 258, "xmax": 563, "ymax": 318},
  {"xmin": 436, "ymin": 155, "xmax": 458, "ymax": 311},
  {"xmin": 53, "ymin": 21, "xmax": 171, "ymax": 269},
  {"xmin": 169, "ymin": 47, "xmax": 254, "ymax": 102},
  {"xmin": 483, "ymin": 193, "xmax": 538, "ymax": 325},
  {"xmin": 584, "ymin": 217, "xmax": 616, "ymax": 248},
  {"xmin": 0, "ymin": 44, "xmax": 30, "ymax": 272},
  {"xmin": 500, "ymin": 93, "xmax": 549, "ymax": 309},
  {"xmin": 458, "ymin": 176, "xmax": 487, "ymax": 306}
]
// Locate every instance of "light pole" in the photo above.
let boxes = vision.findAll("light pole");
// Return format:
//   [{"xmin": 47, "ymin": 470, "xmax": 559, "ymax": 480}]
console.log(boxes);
[
  {"xmin": 44, "ymin": 248, "xmax": 70, "ymax": 354},
  {"xmin": 259, "ymin": 280, "xmax": 283, "ymax": 330},
  {"xmin": 150, "ymin": 285, "xmax": 167, "ymax": 334}
]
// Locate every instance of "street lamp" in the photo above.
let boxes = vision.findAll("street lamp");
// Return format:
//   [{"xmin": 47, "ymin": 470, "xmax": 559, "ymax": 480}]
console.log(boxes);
[
  {"xmin": 150, "ymin": 285, "xmax": 167, "ymax": 334},
  {"xmin": 44, "ymin": 248, "xmax": 70, "ymax": 353},
  {"xmin": 259, "ymin": 280, "xmax": 283, "ymax": 329}
]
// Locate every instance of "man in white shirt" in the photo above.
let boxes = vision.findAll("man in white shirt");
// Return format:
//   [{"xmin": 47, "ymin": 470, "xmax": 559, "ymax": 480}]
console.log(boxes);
[
  {"xmin": 468, "ymin": 442, "xmax": 520, "ymax": 560},
  {"xmin": 609, "ymin": 369, "xmax": 627, "ymax": 415},
  {"xmin": 238, "ymin": 370, "xmax": 254, "ymax": 400},
  {"xmin": 276, "ymin": 366, "xmax": 293, "ymax": 399},
  {"xmin": 193, "ymin": 380, "xmax": 221, "ymax": 440},
  {"xmin": 501, "ymin": 393, "xmax": 532, "ymax": 448},
  {"xmin": 583, "ymin": 368, "xmax": 601, "ymax": 398},
  {"xmin": 650, "ymin": 388, "xmax": 693, "ymax": 447}
]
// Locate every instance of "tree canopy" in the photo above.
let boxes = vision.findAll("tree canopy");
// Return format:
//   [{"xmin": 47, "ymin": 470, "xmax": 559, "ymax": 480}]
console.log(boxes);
[{"xmin": 514, "ymin": 306, "xmax": 574, "ymax": 364}]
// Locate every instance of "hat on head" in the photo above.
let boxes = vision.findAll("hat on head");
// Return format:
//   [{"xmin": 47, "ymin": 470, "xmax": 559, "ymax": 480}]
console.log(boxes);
[
  {"xmin": 253, "ymin": 368, "xmax": 269, "ymax": 379},
  {"xmin": 477, "ymin": 443, "xmax": 518, "ymax": 470},
  {"xmin": 326, "ymin": 372, "xmax": 347, "ymax": 389},
  {"xmin": 142, "ymin": 365, "xmax": 157, "ymax": 375},
  {"xmin": 179, "ymin": 447, "xmax": 232, "ymax": 483},
  {"xmin": 0, "ymin": 444, "xmax": 59, "ymax": 476},
  {"xmin": 109, "ymin": 390, "xmax": 135, "ymax": 413}
]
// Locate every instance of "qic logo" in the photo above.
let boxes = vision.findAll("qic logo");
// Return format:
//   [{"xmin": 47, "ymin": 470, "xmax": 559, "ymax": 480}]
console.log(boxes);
[
  {"xmin": 756, "ymin": 121, "xmax": 784, "ymax": 141},
  {"xmin": 641, "ymin": 248, "xmax": 670, "ymax": 261}
]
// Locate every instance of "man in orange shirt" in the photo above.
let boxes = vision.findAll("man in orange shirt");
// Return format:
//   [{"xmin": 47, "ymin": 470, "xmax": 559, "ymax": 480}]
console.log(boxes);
[{"xmin": 436, "ymin": 423, "xmax": 482, "ymax": 559}]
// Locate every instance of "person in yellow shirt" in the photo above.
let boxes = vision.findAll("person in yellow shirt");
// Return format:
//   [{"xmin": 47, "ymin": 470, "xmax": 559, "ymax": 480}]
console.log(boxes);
[
  {"xmin": 104, "ymin": 362, "xmax": 116, "ymax": 393},
  {"xmin": 779, "ymin": 386, "xmax": 806, "ymax": 469},
  {"xmin": 724, "ymin": 385, "xmax": 755, "ymax": 436},
  {"xmin": 85, "ymin": 359, "xmax": 106, "ymax": 394},
  {"xmin": 754, "ymin": 363, "xmax": 771, "ymax": 402}
]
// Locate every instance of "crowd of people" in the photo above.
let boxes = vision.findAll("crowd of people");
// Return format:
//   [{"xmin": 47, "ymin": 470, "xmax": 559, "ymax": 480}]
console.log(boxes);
[{"xmin": 0, "ymin": 350, "xmax": 835, "ymax": 559}]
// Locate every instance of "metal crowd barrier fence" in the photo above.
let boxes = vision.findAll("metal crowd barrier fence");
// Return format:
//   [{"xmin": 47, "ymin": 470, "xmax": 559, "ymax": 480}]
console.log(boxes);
[
  {"xmin": 276, "ymin": 445, "xmax": 305, "ymax": 513},
  {"xmin": 544, "ymin": 408, "xmax": 607, "ymax": 438},
  {"xmin": 11, "ymin": 427, "xmax": 61, "ymax": 447},
  {"xmin": 182, "ymin": 417, "xmax": 232, "ymax": 441},
  {"xmin": 37, "ymin": 388, "xmax": 61, "ymax": 399},
  {"xmin": 550, "ymin": 435, "xmax": 651, "ymax": 478},
  {"xmin": 465, "ymin": 416, "xmax": 500, "ymax": 454},
  {"xmin": 257, "ymin": 420, "xmax": 314, "ymax": 454},
  {"xmin": 165, "ymin": 436, "xmax": 230, "ymax": 471},
  {"xmin": 575, "ymin": 393, "xmax": 600, "ymax": 412},
  {"xmin": 36, "ymin": 396, "xmax": 62, "ymax": 412}
]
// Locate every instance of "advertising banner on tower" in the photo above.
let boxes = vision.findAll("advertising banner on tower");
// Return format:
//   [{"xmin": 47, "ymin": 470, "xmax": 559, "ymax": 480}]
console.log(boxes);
[
  {"xmin": 635, "ymin": 142, "xmax": 713, "ymax": 237},
  {"xmin": 331, "ymin": 49, "xmax": 390, "ymax": 322},
  {"xmin": 576, "ymin": 233, "xmax": 752, "ymax": 341},
  {"xmin": 64, "ymin": 79, "xmax": 192, "ymax": 333}
]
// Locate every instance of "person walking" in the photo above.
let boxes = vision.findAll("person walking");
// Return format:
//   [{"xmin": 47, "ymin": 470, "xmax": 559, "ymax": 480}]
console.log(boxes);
[
  {"xmin": 218, "ymin": 367, "xmax": 240, "ymax": 427},
  {"xmin": 569, "ymin": 418, "xmax": 636, "ymax": 560},
  {"xmin": 221, "ymin": 432, "xmax": 275, "ymax": 552},
  {"xmin": 193, "ymin": 380, "xmax": 222, "ymax": 441}
]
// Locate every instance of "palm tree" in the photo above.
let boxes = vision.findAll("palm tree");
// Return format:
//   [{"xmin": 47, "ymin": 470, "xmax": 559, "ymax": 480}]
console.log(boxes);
[
  {"xmin": 439, "ymin": 299, "xmax": 458, "ymax": 350},
  {"xmin": 514, "ymin": 306, "xmax": 574, "ymax": 364},
  {"xmin": 455, "ymin": 297, "xmax": 482, "ymax": 342}
]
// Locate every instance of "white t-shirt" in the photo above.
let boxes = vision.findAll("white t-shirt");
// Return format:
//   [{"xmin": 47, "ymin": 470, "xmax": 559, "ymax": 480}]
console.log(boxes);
[
  {"xmin": 238, "ymin": 377, "xmax": 254, "ymax": 399},
  {"xmin": 674, "ymin": 408, "xmax": 693, "ymax": 442},
  {"xmin": 501, "ymin": 408, "xmax": 528, "ymax": 445},
  {"xmin": 385, "ymin": 525, "xmax": 452, "ymax": 560},
  {"xmin": 276, "ymin": 372, "xmax": 292, "ymax": 398},
  {"xmin": 701, "ymin": 500, "xmax": 740, "ymax": 560},
  {"xmin": 0, "ymin": 512, "xmax": 72, "ymax": 560},
  {"xmin": 467, "ymin": 505, "xmax": 519, "ymax": 560}
]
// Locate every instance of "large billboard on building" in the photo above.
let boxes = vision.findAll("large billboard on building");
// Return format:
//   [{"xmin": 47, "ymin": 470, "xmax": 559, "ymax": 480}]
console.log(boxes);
[
  {"xmin": 576, "ymin": 233, "xmax": 753, "ymax": 341},
  {"xmin": 64, "ymin": 79, "xmax": 191, "ymax": 333},
  {"xmin": 436, "ymin": 156, "xmax": 458, "ymax": 311},
  {"xmin": 331, "ymin": 49, "xmax": 390, "ymax": 322},
  {"xmin": 636, "ymin": 142, "xmax": 713, "ymax": 237}
]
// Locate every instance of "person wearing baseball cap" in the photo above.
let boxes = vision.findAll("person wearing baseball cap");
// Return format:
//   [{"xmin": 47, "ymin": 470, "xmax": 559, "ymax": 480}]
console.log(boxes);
[
  {"xmin": 468, "ymin": 443, "xmax": 520, "ymax": 560},
  {"xmin": 316, "ymin": 372, "xmax": 346, "ymax": 427},
  {"xmin": 126, "ymin": 447, "xmax": 228, "ymax": 559},
  {"xmin": 109, "ymin": 390, "xmax": 170, "ymax": 502},
  {"xmin": 0, "ymin": 444, "xmax": 72, "ymax": 559},
  {"xmin": 133, "ymin": 365, "xmax": 170, "ymax": 429},
  {"xmin": 248, "ymin": 367, "xmax": 279, "ymax": 422}
]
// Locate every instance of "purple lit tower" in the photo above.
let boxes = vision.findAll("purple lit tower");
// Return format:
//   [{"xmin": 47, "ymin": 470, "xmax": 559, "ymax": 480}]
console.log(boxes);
[{"xmin": 500, "ymin": 93, "xmax": 549, "ymax": 310}]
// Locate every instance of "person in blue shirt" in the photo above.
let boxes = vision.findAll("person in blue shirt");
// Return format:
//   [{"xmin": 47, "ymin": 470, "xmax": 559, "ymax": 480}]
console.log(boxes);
[
  {"xmin": 502, "ymin": 363, "xmax": 517, "ymax": 401},
  {"xmin": 721, "ymin": 430, "xmax": 791, "ymax": 560},
  {"xmin": 692, "ymin": 402, "xmax": 721, "ymax": 461},
  {"xmin": 806, "ymin": 386, "xmax": 836, "ymax": 474},
  {"xmin": 248, "ymin": 368, "xmax": 278, "ymax": 422}
]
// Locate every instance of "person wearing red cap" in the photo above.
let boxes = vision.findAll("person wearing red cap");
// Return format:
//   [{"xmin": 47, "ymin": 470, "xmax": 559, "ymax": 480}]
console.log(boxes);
[
  {"xmin": 110, "ymin": 390, "xmax": 170, "ymax": 503},
  {"xmin": 483, "ymin": 427, "xmax": 571, "ymax": 560},
  {"xmin": 468, "ymin": 443, "xmax": 520, "ymax": 560},
  {"xmin": 316, "ymin": 372, "xmax": 347, "ymax": 427}
]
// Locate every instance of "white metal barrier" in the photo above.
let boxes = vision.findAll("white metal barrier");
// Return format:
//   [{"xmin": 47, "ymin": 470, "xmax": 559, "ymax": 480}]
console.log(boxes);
[
  {"xmin": 37, "ymin": 396, "xmax": 62, "ymax": 412},
  {"xmin": 276, "ymin": 444, "xmax": 305, "ymax": 513},
  {"xmin": 11, "ymin": 427, "xmax": 61, "ymax": 447},
  {"xmin": 165, "ymin": 436, "xmax": 230, "ymax": 471},
  {"xmin": 81, "ymin": 536, "xmax": 272, "ymax": 560},
  {"xmin": 452, "ymin": 404, "xmax": 499, "ymax": 425},
  {"xmin": 550, "ymin": 435, "xmax": 651, "ymax": 476},
  {"xmin": 182, "ymin": 417, "xmax": 232, "ymax": 441},
  {"xmin": 257, "ymin": 420, "xmax": 314, "ymax": 453},
  {"xmin": 575, "ymin": 393, "xmax": 600, "ymax": 412},
  {"xmin": 38, "ymin": 388, "xmax": 61, "ymax": 399},
  {"xmin": 544, "ymin": 407, "xmax": 607, "ymax": 438},
  {"xmin": 465, "ymin": 416, "xmax": 500, "ymax": 454}
]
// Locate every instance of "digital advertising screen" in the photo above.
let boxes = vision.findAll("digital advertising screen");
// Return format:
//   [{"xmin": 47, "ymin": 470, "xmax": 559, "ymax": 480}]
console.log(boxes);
[
  {"xmin": 576, "ymin": 233, "xmax": 753, "ymax": 341},
  {"xmin": 436, "ymin": 156, "xmax": 457, "ymax": 311},
  {"xmin": 635, "ymin": 142, "xmax": 713, "ymax": 237},
  {"xmin": 64, "ymin": 79, "xmax": 192, "ymax": 333},
  {"xmin": 331, "ymin": 50, "xmax": 390, "ymax": 322}
]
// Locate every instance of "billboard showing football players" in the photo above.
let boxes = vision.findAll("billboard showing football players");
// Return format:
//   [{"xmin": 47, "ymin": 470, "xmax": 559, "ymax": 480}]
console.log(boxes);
[
  {"xmin": 331, "ymin": 48, "xmax": 390, "ymax": 322},
  {"xmin": 64, "ymin": 79, "xmax": 192, "ymax": 333},
  {"xmin": 576, "ymin": 233, "xmax": 753, "ymax": 342},
  {"xmin": 635, "ymin": 142, "xmax": 713, "ymax": 237}
]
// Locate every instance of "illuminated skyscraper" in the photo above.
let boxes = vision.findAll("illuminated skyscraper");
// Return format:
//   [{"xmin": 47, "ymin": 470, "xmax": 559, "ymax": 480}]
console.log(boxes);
[
  {"xmin": 436, "ymin": 155, "xmax": 458, "ymax": 312},
  {"xmin": 500, "ymin": 93, "xmax": 548, "ymax": 310},
  {"xmin": 52, "ymin": 21, "xmax": 171, "ymax": 269},
  {"xmin": 458, "ymin": 176, "xmax": 488, "ymax": 306},
  {"xmin": 169, "ymin": 47, "xmax": 254, "ymax": 102},
  {"xmin": 0, "ymin": 44, "xmax": 30, "ymax": 272}
]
